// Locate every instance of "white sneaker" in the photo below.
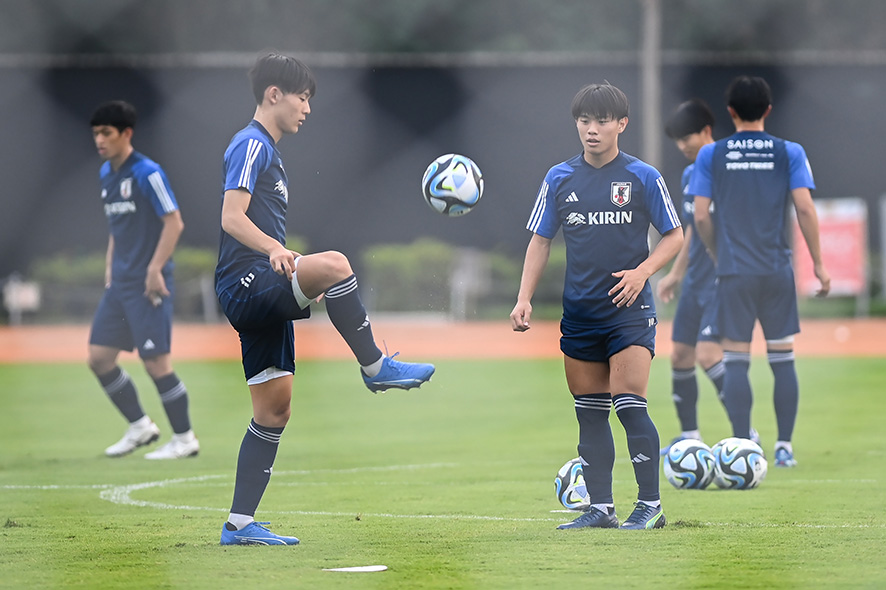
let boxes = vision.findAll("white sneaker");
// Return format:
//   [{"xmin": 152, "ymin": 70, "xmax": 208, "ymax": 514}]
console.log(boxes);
[
  {"xmin": 144, "ymin": 431, "xmax": 200, "ymax": 460},
  {"xmin": 105, "ymin": 417, "xmax": 161, "ymax": 457}
]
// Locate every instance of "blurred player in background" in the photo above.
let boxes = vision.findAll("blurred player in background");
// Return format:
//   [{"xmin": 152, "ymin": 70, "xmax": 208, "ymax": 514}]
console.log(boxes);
[
  {"xmin": 216, "ymin": 53, "xmax": 435, "ymax": 546},
  {"xmin": 657, "ymin": 98, "xmax": 756, "ymax": 454},
  {"xmin": 87, "ymin": 100, "xmax": 199, "ymax": 460},
  {"xmin": 691, "ymin": 76, "xmax": 830, "ymax": 467},
  {"xmin": 511, "ymin": 83, "xmax": 682, "ymax": 530}
]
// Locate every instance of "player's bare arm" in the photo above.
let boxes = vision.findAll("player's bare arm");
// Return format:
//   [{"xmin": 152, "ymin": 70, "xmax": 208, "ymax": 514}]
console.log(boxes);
[
  {"xmin": 221, "ymin": 188, "xmax": 297, "ymax": 279},
  {"xmin": 791, "ymin": 187, "xmax": 831, "ymax": 297},
  {"xmin": 144, "ymin": 210, "xmax": 184, "ymax": 304},
  {"xmin": 610, "ymin": 226, "xmax": 683, "ymax": 308},
  {"xmin": 104, "ymin": 235, "xmax": 114, "ymax": 288},
  {"xmin": 510, "ymin": 233, "xmax": 552, "ymax": 332},
  {"xmin": 656, "ymin": 224, "xmax": 692, "ymax": 303},
  {"xmin": 693, "ymin": 195, "xmax": 716, "ymax": 262}
]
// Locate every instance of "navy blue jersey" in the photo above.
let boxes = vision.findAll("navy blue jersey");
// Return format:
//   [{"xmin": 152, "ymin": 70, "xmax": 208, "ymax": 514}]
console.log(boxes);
[
  {"xmin": 679, "ymin": 163, "xmax": 716, "ymax": 289},
  {"xmin": 689, "ymin": 131, "xmax": 814, "ymax": 276},
  {"xmin": 99, "ymin": 151, "xmax": 178, "ymax": 283},
  {"xmin": 215, "ymin": 120, "xmax": 289, "ymax": 289},
  {"xmin": 527, "ymin": 151, "xmax": 681, "ymax": 327}
]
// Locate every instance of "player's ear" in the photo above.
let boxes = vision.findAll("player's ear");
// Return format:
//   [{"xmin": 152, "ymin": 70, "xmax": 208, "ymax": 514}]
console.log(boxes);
[
  {"xmin": 264, "ymin": 85, "xmax": 281, "ymax": 105},
  {"xmin": 618, "ymin": 117, "xmax": 628, "ymax": 132}
]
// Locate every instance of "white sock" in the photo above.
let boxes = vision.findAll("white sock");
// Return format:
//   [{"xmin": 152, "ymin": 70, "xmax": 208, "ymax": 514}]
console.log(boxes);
[
  {"xmin": 227, "ymin": 513, "xmax": 254, "ymax": 531},
  {"xmin": 640, "ymin": 499, "xmax": 661, "ymax": 508},
  {"xmin": 775, "ymin": 441, "xmax": 793, "ymax": 453},
  {"xmin": 591, "ymin": 503, "xmax": 614, "ymax": 513},
  {"xmin": 132, "ymin": 415, "xmax": 152, "ymax": 428},
  {"xmin": 681, "ymin": 429, "xmax": 701, "ymax": 440},
  {"xmin": 172, "ymin": 430, "xmax": 195, "ymax": 443},
  {"xmin": 361, "ymin": 356, "xmax": 385, "ymax": 378}
]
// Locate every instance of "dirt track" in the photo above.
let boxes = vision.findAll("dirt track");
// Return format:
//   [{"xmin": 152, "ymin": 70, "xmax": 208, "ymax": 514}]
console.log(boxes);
[{"xmin": 1, "ymin": 318, "xmax": 884, "ymax": 363}]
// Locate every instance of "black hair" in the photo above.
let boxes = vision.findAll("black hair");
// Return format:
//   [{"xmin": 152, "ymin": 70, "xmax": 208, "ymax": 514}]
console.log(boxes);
[
  {"xmin": 664, "ymin": 98, "xmax": 715, "ymax": 139},
  {"xmin": 249, "ymin": 52, "xmax": 317, "ymax": 105},
  {"xmin": 89, "ymin": 100, "xmax": 137, "ymax": 131},
  {"xmin": 726, "ymin": 76, "xmax": 772, "ymax": 122},
  {"xmin": 570, "ymin": 83, "xmax": 629, "ymax": 121}
]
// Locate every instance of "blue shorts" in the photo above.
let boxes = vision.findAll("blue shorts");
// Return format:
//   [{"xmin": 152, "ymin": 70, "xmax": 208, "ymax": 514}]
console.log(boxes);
[
  {"xmin": 671, "ymin": 278, "xmax": 719, "ymax": 346},
  {"xmin": 560, "ymin": 317, "xmax": 657, "ymax": 363},
  {"xmin": 217, "ymin": 263, "xmax": 311, "ymax": 381},
  {"xmin": 717, "ymin": 269, "xmax": 800, "ymax": 342},
  {"xmin": 89, "ymin": 278, "xmax": 173, "ymax": 359}
]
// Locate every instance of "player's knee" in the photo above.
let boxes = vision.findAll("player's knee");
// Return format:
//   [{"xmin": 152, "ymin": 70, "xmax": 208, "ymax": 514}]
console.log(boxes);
[{"xmin": 322, "ymin": 250, "xmax": 353, "ymax": 280}]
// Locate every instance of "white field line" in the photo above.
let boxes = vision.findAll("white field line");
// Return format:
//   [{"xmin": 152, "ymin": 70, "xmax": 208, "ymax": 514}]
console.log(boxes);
[{"xmin": 3, "ymin": 470, "xmax": 883, "ymax": 527}]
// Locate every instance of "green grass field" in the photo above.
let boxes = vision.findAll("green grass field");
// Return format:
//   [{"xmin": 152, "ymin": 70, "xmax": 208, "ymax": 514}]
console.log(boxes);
[{"xmin": 2, "ymin": 356, "xmax": 885, "ymax": 589}]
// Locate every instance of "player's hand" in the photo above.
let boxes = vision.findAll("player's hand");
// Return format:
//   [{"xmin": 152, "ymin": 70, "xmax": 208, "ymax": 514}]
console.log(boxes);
[
  {"xmin": 144, "ymin": 269, "xmax": 170, "ymax": 307},
  {"xmin": 269, "ymin": 246, "xmax": 297, "ymax": 280},
  {"xmin": 609, "ymin": 268, "xmax": 649, "ymax": 308},
  {"xmin": 510, "ymin": 301, "xmax": 532, "ymax": 332},
  {"xmin": 814, "ymin": 263, "xmax": 831, "ymax": 298},
  {"xmin": 656, "ymin": 273, "xmax": 678, "ymax": 303}
]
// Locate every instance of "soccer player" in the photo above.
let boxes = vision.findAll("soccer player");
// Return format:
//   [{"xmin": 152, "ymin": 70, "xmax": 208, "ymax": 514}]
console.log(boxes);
[
  {"xmin": 87, "ymin": 100, "xmax": 199, "ymax": 460},
  {"xmin": 657, "ymin": 99, "xmax": 746, "ymax": 454},
  {"xmin": 690, "ymin": 76, "xmax": 830, "ymax": 468},
  {"xmin": 216, "ymin": 53, "xmax": 435, "ymax": 546},
  {"xmin": 510, "ymin": 83, "xmax": 683, "ymax": 530}
]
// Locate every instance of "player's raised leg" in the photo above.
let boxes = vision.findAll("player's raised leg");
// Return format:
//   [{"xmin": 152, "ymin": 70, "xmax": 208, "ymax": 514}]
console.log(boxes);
[{"xmin": 291, "ymin": 251, "xmax": 435, "ymax": 392}]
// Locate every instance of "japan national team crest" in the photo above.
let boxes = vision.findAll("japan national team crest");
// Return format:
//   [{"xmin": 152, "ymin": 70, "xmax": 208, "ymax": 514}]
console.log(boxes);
[
  {"xmin": 120, "ymin": 177, "xmax": 132, "ymax": 199},
  {"xmin": 611, "ymin": 182, "xmax": 631, "ymax": 207}
]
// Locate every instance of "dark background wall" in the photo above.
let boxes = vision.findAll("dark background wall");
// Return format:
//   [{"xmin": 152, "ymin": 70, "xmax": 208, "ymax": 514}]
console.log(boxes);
[{"xmin": 0, "ymin": 62, "xmax": 881, "ymax": 278}]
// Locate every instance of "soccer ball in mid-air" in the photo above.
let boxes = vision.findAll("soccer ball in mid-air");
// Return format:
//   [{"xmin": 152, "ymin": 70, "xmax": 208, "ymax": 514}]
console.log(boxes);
[
  {"xmin": 554, "ymin": 457, "xmax": 590, "ymax": 510},
  {"xmin": 421, "ymin": 153, "xmax": 484, "ymax": 216},
  {"xmin": 663, "ymin": 439, "xmax": 717, "ymax": 490},
  {"xmin": 712, "ymin": 437, "xmax": 768, "ymax": 490}
]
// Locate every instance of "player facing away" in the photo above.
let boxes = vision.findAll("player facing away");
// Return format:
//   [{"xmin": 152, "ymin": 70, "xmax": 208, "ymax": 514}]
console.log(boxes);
[
  {"xmin": 690, "ymin": 76, "xmax": 830, "ymax": 468},
  {"xmin": 87, "ymin": 101, "xmax": 199, "ymax": 460},
  {"xmin": 216, "ymin": 53, "xmax": 435, "ymax": 546},
  {"xmin": 657, "ymin": 99, "xmax": 753, "ymax": 454},
  {"xmin": 510, "ymin": 83, "xmax": 683, "ymax": 530}
]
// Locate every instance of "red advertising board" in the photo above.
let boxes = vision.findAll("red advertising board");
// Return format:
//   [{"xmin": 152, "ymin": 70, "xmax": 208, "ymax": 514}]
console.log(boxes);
[{"xmin": 793, "ymin": 198, "xmax": 867, "ymax": 296}]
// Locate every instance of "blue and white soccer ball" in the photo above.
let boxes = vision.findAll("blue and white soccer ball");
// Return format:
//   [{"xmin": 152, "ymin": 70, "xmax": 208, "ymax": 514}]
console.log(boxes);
[
  {"xmin": 712, "ymin": 437, "xmax": 768, "ymax": 490},
  {"xmin": 421, "ymin": 153, "xmax": 484, "ymax": 217},
  {"xmin": 554, "ymin": 457, "xmax": 590, "ymax": 510},
  {"xmin": 663, "ymin": 438, "xmax": 717, "ymax": 490}
]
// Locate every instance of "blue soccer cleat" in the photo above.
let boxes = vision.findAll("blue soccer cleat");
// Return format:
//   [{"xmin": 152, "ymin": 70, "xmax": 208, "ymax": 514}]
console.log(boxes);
[
  {"xmin": 220, "ymin": 521, "xmax": 300, "ymax": 546},
  {"xmin": 556, "ymin": 506, "xmax": 619, "ymax": 530},
  {"xmin": 774, "ymin": 446, "xmax": 798, "ymax": 467},
  {"xmin": 619, "ymin": 502, "xmax": 667, "ymax": 530},
  {"xmin": 362, "ymin": 353, "xmax": 435, "ymax": 393}
]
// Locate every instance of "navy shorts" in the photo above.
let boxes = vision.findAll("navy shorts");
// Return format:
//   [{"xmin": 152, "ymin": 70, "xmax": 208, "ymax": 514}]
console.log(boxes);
[
  {"xmin": 89, "ymin": 278, "xmax": 173, "ymax": 359},
  {"xmin": 717, "ymin": 269, "xmax": 800, "ymax": 342},
  {"xmin": 217, "ymin": 263, "xmax": 311, "ymax": 381},
  {"xmin": 671, "ymin": 278, "xmax": 720, "ymax": 346},
  {"xmin": 560, "ymin": 317, "xmax": 657, "ymax": 363}
]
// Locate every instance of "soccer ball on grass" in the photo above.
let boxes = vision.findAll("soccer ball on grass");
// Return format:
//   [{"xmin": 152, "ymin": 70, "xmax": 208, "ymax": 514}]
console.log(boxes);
[
  {"xmin": 421, "ymin": 153, "xmax": 484, "ymax": 216},
  {"xmin": 554, "ymin": 457, "xmax": 590, "ymax": 510},
  {"xmin": 663, "ymin": 438, "xmax": 717, "ymax": 490},
  {"xmin": 712, "ymin": 437, "xmax": 768, "ymax": 489}
]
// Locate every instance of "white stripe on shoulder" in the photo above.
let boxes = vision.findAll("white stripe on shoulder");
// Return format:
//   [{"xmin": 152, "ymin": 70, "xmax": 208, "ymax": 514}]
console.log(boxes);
[
  {"xmin": 237, "ymin": 138, "xmax": 263, "ymax": 189},
  {"xmin": 526, "ymin": 181, "xmax": 549, "ymax": 232},
  {"xmin": 656, "ymin": 176, "xmax": 680, "ymax": 228},
  {"xmin": 147, "ymin": 171, "xmax": 176, "ymax": 213}
]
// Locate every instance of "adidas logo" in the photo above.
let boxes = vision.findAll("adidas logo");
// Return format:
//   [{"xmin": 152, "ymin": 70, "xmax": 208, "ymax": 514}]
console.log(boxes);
[
  {"xmin": 357, "ymin": 315, "xmax": 370, "ymax": 331},
  {"xmin": 631, "ymin": 453, "xmax": 652, "ymax": 464},
  {"xmin": 143, "ymin": 339, "xmax": 156, "ymax": 351},
  {"xmin": 565, "ymin": 191, "xmax": 579, "ymax": 203},
  {"xmin": 240, "ymin": 272, "xmax": 255, "ymax": 288}
]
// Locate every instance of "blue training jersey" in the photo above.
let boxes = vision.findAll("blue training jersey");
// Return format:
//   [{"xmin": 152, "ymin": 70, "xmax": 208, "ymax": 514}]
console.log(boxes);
[
  {"xmin": 689, "ymin": 131, "xmax": 814, "ymax": 276},
  {"xmin": 99, "ymin": 151, "xmax": 178, "ymax": 283},
  {"xmin": 680, "ymin": 162, "xmax": 716, "ymax": 290},
  {"xmin": 215, "ymin": 120, "xmax": 289, "ymax": 289},
  {"xmin": 527, "ymin": 151, "xmax": 681, "ymax": 327}
]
